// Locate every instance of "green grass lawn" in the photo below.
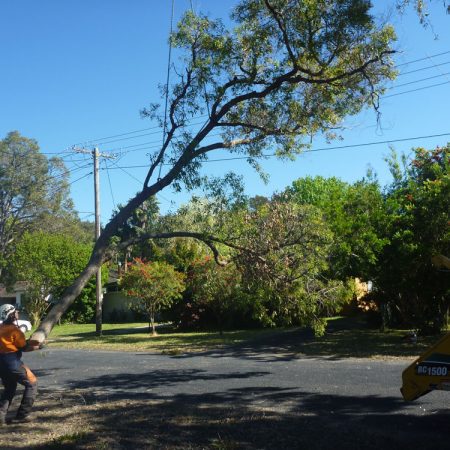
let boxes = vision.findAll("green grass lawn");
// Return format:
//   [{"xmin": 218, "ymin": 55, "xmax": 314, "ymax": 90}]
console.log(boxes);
[
  {"xmin": 293, "ymin": 316, "xmax": 445, "ymax": 359},
  {"xmin": 43, "ymin": 322, "xmax": 283, "ymax": 353},
  {"xmin": 38, "ymin": 316, "xmax": 447, "ymax": 358}
]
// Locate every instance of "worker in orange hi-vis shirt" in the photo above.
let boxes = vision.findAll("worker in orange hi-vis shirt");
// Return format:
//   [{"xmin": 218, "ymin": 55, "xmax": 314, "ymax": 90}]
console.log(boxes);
[{"xmin": 0, "ymin": 304, "xmax": 42, "ymax": 426}]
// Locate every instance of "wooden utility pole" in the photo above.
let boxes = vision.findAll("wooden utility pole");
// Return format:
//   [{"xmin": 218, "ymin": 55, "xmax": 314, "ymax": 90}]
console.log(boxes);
[
  {"xmin": 93, "ymin": 147, "xmax": 103, "ymax": 336},
  {"xmin": 73, "ymin": 146, "xmax": 115, "ymax": 336}
]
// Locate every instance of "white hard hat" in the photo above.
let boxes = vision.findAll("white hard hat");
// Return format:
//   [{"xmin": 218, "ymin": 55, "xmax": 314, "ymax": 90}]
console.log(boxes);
[{"xmin": 0, "ymin": 304, "xmax": 16, "ymax": 321}]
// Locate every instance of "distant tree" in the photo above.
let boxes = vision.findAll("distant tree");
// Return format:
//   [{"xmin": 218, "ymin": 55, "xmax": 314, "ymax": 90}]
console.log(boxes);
[
  {"xmin": 35, "ymin": 215, "xmax": 95, "ymax": 246},
  {"xmin": 32, "ymin": 0, "xmax": 397, "ymax": 343},
  {"xmin": 9, "ymin": 232, "xmax": 97, "ymax": 326},
  {"xmin": 372, "ymin": 145, "xmax": 450, "ymax": 333},
  {"xmin": 284, "ymin": 175, "xmax": 386, "ymax": 280},
  {"xmin": 111, "ymin": 197, "xmax": 161, "ymax": 272},
  {"xmin": 0, "ymin": 131, "xmax": 73, "ymax": 279},
  {"xmin": 120, "ymin": 259, "xmax": 185, "ymax": 335},
  {"xmin": 248, "ymin": 195, "xmax": 270, "ymax": 212}
]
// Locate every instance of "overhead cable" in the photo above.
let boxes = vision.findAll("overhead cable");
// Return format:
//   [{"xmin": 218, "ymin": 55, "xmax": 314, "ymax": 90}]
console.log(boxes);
[
  {"xmin": 65, "ymin": 50, "xmax": 450, "ymax": 148},
  {"xmin": 98, "ymin": 131, "xmax": 450, "ymax": 169}
]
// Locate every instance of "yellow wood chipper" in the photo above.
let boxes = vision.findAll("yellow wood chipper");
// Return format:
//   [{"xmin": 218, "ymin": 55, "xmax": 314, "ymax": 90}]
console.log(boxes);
[{"xmin": 401, "ymin": 254, "xmax": 450, "ymax": 401}]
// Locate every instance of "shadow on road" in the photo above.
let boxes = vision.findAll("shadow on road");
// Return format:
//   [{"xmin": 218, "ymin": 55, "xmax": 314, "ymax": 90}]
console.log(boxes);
[
  {"xmin": 22, "ymin": 376, "xmax": 450, "ymax": 450},
  {"xmin": 68, "ymin": 368, "xmax": 271, "ymax": 395}
]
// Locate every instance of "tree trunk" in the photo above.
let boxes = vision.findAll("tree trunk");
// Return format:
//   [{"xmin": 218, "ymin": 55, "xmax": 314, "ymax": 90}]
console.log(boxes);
[
  {"xmin": 151, "ymin": 316, "xmax": 157, "ymax": 336},
  {"xmin": 30, "ymin": 148, "xmax": 198, "ymax": 343},
  {"xmin": 30, "ymin": 186, "xmax": 164, "ymax": 343},
  {"xmin": 150, "ymin": 310, "xmax": 157, "ymax": 336}
]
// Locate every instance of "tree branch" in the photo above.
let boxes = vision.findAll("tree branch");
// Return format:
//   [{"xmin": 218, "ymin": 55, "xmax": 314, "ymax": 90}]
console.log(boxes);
[
  {"xmin": 264, "ymin": 0, "xmax": 299, "ymax": 69},
  {"xmin": 212, "ymin": 50, "xmax": 395, "ymax": 126},
  {"xmin": 107, "ymin": 231, "xmax": 246, "ymax": 266},
  {"xmin": 144, "ymin": 64, "xmax": 195, "ymax": 187}
]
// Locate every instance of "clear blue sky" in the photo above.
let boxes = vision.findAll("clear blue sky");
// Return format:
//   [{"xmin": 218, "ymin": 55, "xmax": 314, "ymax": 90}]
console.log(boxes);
[{"xmin": 1, "ymin": 1, "xmax": 449, "ymax": 224}]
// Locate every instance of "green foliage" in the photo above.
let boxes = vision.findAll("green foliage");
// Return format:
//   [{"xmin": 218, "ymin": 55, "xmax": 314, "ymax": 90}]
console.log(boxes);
[
  {"xmin": 159, "ymin": 238, "xmax": 209, "ymax": 273},
  {"xmin": 142, "ymin": 0, "xmax": 396, "ymax": 196},
  {"xmin": 120, "ymin": 258, "xmax": 186, "ymax": 334},
  {"xmin": 372, "ymin": 145, "xmax": 450, "ymax": 333},
  {"xmin": 35, "ymin": 215, "xmax": 95, "ymax": 246},
  {"xmin": 284, "ymin": 175, "xmax": 387, "ymax": 280},
  {"xmin": 111, "ymin": 197, "xmax": 160, "ymax": 263},
  {"xmin": 0, "ymin": 131, "xmax": 74, "ymax": 278},
  {"xmin": 63, "ymin": 268, "xmax": 109, "ymax": 324},
  {"xmin": 396, "ymin": 0, "xmax": 450, "ymax": 24},
  {"xmin": 31, "ymin": 0, "xmax": 400, "ymax": 339},
  {"xmin": 232, "ymin": 200, "xmax": 348, "ymax": 336},
  {"xmin": 114, "ymin": 197, "xmax": 160, "ymax": 242},
  {"xmin": 184, "ymin": 257, "xmax": 251, "ymax": 333},
  {"xmin": 9, "ymin": 232, "xmax": 98, "ymax": 325}
]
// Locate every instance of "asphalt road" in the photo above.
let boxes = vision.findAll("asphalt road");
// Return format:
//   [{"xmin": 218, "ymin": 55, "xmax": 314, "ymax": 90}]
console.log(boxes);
[
  {"xmin": 20, "ymin": 338, "xmax": 450, "ymax": 449},
  {"xmin": 23, "ymin": 347, "xmax": 438, "ymax": 405}
]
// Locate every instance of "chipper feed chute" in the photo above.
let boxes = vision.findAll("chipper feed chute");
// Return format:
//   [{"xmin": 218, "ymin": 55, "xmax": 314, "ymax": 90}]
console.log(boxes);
[
  {"xmin": 401, "ymin": 332, "xmax": 450, "ymax": 401},
  {"xmin": 402, "ymin": 254, "xmax": 450, "ymax": 401}
]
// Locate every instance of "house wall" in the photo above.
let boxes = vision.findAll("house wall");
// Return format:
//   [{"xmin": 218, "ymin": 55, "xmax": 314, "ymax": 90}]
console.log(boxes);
[
  {"xmin": 103, "ymin": 291, "xmax": 140, "ymax": 322},
  {"xmin": 0, "ymin": 285, "xmax": 24, "ymax": 309}
]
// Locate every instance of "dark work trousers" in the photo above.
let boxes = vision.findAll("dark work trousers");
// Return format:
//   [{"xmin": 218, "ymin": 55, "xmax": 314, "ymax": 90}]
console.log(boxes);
[{"xmin": 0, "ymin": 353, "xmax": 37, "ymax": 419}]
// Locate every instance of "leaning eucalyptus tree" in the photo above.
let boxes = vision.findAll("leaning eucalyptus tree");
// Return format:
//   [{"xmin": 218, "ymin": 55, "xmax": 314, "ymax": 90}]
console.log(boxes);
[{"xmin": 32, "ymin": 0, "xmax": 396, "ymax": 342}]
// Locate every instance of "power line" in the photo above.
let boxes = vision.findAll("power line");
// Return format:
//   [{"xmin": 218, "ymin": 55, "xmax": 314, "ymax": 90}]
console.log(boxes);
[
  {"xmin": 384, "ymin": 80, "xmax": 450, "ymax": 98},
  {"xmin": 70, "ymin": 125, "xmax": 164, "ymax": 148},
  {"xmin": 398, "ymin": 60, "xmax": 450, "ymax": 76},
  {"xmin": 426, "ymin": 53, "xmax": 450, "ymax": 84},
  {"xmin": 98, "ymin": 131, "xmax": 450, "ymax": 169},
  {"xmin": 302, "ymin": 133, "xmax": 450, "ymax": 153},
  {"xmin": 105, "ymin": 120, "xmax": 206, "ymax": 152},
  {"xmin": 106, "ymin": 159, "xmax": 143, "ymax": 185},
  {"xmin": 42, "ymin": 74, "xmax": 450, "ymax": 165},
  {"xmin": 103, "ymin": 160, "xmax": 117, "ymax": 211},
  {"xmin": 34, "ymin": 150, "xmax": 71, "ymax": 156},
  {"xmin": 158, "ymin": 0, "xmax": 175, "ymax": 181},
  {"xmin": 110, "ymin": 131, "xmax": 223, "ymax": 156},
  {"xmin": 62, "ymin": 74, "xmax": 447, "ymax": 155},
  {"xmin": 67, "ymin": 118, "xmax": 207, "ymax": 150},
  {"xmin": 395, "ymin": 50, "xmax": 450, "ymax": 68},
  {"xmin": 67, "ymin": 171, "xmax": 93, "ymax": 186},
  {"xmin": 391, "ymin": 71, "xmax": 450, "ymax": 89},
  {"xmin": 78, "ymin": 213, "xmax": 95, "ymax": 221},
  {"xmin": 107, "ymin": 99, "xmax": 450, "ymax": 158},
  {"xmin": 69, "ymin": 115, "xmax": 208, "ymax": 149},
  {"xmin": 94, "ymin": 129, "xmax": 177, "ymax": 146},
  {"xmin": 50, "ymin": 162, "xmax": 93, "ymax": 183},
  {"xmin": 49, "ymin": 168, "xmax": 94, "ymax": 199},
  {"xmin": 64, "ymin": 50, "xmax": 450, "ymax": 149}
]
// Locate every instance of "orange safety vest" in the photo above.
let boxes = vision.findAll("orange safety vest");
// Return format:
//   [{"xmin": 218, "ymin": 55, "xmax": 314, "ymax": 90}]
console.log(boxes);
[{"xmin": 0, "ymin": 323, "xmax": 26, "ymax": 353}]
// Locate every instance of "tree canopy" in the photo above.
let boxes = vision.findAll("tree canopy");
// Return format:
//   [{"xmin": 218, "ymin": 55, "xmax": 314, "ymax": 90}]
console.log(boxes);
[
  {"xmin": 9, "ymin": 232, "xmax": 99, "ymax": 326},
  {"xmin": 284, "ymin": 175, "xmax": 387, "ymax": 280},
  {"xmin": 120, "ymin": 258, "xmax": 185, "ymax": 335},
  {"xmin": 371, "ymin": 145, "xmax": 450, "ymax": 333},
  {"xmin": 0, "ymin": 131, "xmax": 74, "ymax": 278},
  {"xmin": 32, "ymin": 0, "xmax": 397, "ymax": 343}
]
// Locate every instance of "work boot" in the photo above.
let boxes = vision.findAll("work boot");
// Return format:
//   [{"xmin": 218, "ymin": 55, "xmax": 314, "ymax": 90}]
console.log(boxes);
[
  {"xmin": 15, "ymin": 385, "xmax": 36, "ymax": 422},
  {"xmin": 10, "ymin": 413, "xmax": 36, "ymax": 424},
  {"xmin": 0, "ymin": 400, "xmax": 9, "ymax": 426}
]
